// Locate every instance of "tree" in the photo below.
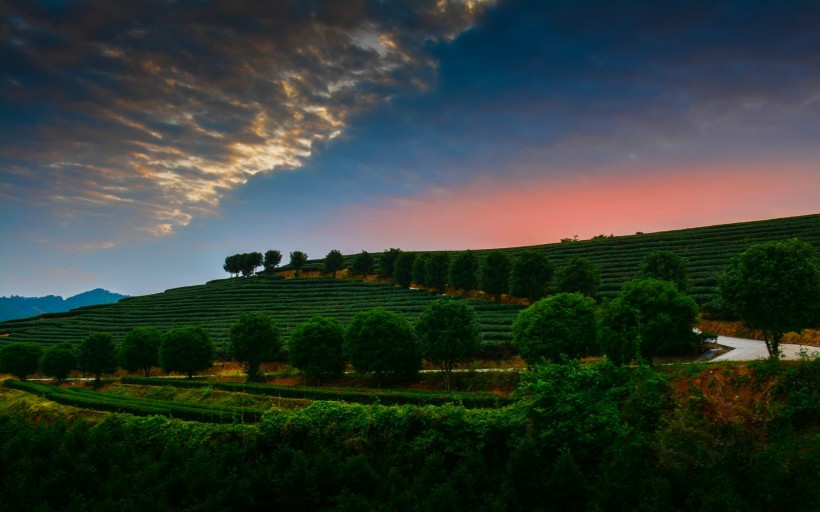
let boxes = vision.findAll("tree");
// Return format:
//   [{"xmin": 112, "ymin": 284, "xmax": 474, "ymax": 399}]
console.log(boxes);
[
  {"xmin": 223, "ymin": 254, "xmax": 241, "ymax": 277},
  {"xmin": 344, "ymin": 308, "xmax": 420, "ymax": 385},
  {"xmin": 229, "ymin": 313, "xmax": 282, "ymax": 382},
  {"xmin": 289, "ymin": 251, "xmax": 308, "ymax": 278},
  {"xmin": 351, "ymin": 250, "xmax": 375, "ymax": 276},
  {"xmin": 719, "ymin": 239, "xmax": 820, "ymax": 359},
  {"xmin": 119, "ymin": 327, "xmax": 161, "ymax": 378},
  {"xmin": 263, "ymin": 250, "xmax": 282, "ymax": 273},
  {"xmin": 556, "ymin": 257, "xmax": 601, "ymax": 298},
  {"xmin": 512, "ymin": 293, "xmax": 597, "ymax": 366},
  {"xmin": 480, "ymin": 252, "xmax": 512, "ymax": 297},
  {"xmin": 39, "ymin": 343, "xmax": 76, "ymax": 382},
  {"xmin": 412, "ymin": 253, "xmax": 429, "ymax": 287},
  {"xmin": 639, "ymin": 251, "xmax": 689, "ymax": 292},
  {"xmin": 0, "ymin": 342, "xmax": 43, "ymax": 380},
  {"xmin": 378, "ymin": 248, "xmax": 402, "ymax": 278},
  {"xmin": 240, "ymin": 252, "xmax": 264, "ymax": 277},
  {"xmin": 425, "ymin": 252, "xmax": 450, "ymax": 291},
  {"xmin": 599, "ymin": 279, "xmax": 698, "ymax": 364},
  {"xmin": 449, "ymin": 251, "xmax": 479, "ymax": 291},
  {"xmin": 288, "ymin": 316, "xmax": 346, "ymax": 382},
  {"xmin": 160, "ymin": 326, "xmax": 215, "ymax": 379},
  {"xmin": 509, "ymin": 251, "xmax": 555, "ymax": 302},
  {"xmin": 325, "ymin": 249, "xmax": 345, "ymax": 278},
  {"xmin": 393, "ymin": 252, "xmax": 416, "ymax": 288},
  {"xmin": 596, "ymin": 298, "xmax": 641, "ymax": 366},
  {"xmin": 78, "ymin": 333, "xmax": 118, "ymax": 385},
  {"xmin": 415, "ymin": 299, "xmax": 480, "ymax": 390}
]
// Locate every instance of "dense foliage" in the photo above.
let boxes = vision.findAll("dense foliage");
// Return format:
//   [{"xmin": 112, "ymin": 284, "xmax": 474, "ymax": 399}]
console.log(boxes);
[
  {"xmin": 509, "ymin": 250, "xmax": 555, "ymax": 302},
  {"xmin": 378, "ymin": 248, "xmax": 401, "ymax": 278},
  {"xmin": 555, "ymin": 257, "xmax": 601, "ymax": 297},
  {"xmin": 229, "ymin": 313, "xmax": 282, "ymax": 382},
  {"xmin": 288, "ymin": 316, "xmax": 346, "ymax": 382},
  {"xmin": 480, "ymin": 252, "xmax": 511, "ymax": 296},
  {"xmin": 0, "ymin": 342, "xmax": 43, "ymax": 380},
  {"xmin": 263, "ymin": 249, "xmax": 282, "ymax": 273},
  {"xmin": 78, "ymin": 333, "xmax": 117, "ymax": 385},
  {"xmin": 160, "ymin": 326, "xmax": 215, "ymax": 378},
  {"xmin": 411, "ymin": 253, "xmax": 428, "ymax": 287},
  {"xmin": 39, "ymin": 342, "xmax": 77, "ymax": 382},
  {"xmin": 512, "ymin": 293, "xmax": 598, "ymax": 366},
  {"xmin": 324, "ymin": 249, "xmax": 345, "ymax": 277},
  {"xmin": 344, "ymin": 308, "xmax": 420, "ymax": 384},
  {"xmin": 449, "ymin": 250, "xmax": 479, "ymax": 291},
  {"xmin": 119, "ymin": 327, "xmax": 161, "ymax": 378},
  {"xmin": 719, "ymin": 238, "xmax": 820, "ymax": 358},
  {"xmin": 350, "ymin": 250, "xmax": 374, "ymax": 276},
  {"xmin": 425, "ymin": 252, "xmax": 450, "ymax": 291},
  {"xmin": 639, "ymin": 250, "xmax": 689, "ymax": 291},
  {"xmin": 415, "ymin": 299, "xmax": 480, "ymax": 390},
  {"xmin": 393, "ymin": 251, "xmax": 416, "ymax": 289},
  {"xmin": 2, "ymin": 359, "xmax": 817, "ymax": 511},
  {"xmin": 289, "ymin": 251, "xmax": 308, "ymax": 277}
]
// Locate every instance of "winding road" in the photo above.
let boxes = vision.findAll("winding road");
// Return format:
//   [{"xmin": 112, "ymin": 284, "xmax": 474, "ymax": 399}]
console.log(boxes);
[{"xmin": 710, "ymin": 335, "xmax": 820, "ymax": 361}]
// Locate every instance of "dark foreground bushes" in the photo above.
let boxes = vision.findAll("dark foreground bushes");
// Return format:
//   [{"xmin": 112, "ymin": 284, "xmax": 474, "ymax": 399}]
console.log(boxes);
[{"xmin": 1, "ymin": 360, "xmax": 818, "ymax": 511}]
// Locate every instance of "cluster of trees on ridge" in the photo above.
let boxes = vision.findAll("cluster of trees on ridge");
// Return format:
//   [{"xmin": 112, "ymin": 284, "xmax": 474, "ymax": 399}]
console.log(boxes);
[{"xmin": 4, "ymin": 239, "xmax": 817, "ymax": 386}]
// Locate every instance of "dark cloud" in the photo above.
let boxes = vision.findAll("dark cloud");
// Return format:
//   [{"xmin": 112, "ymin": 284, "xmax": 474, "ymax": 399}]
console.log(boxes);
[{"xmin": 1, "ymin": 0, "xmax": 490, "ymax": 244}]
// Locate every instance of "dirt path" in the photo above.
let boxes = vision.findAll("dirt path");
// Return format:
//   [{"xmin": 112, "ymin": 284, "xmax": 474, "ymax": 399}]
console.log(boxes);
[{"xmin": 710, "ymin": 335, "xmax": 820, "ymax": 361}]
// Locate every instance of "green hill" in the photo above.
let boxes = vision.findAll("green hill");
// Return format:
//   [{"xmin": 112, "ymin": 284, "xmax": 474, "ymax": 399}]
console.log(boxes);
[
  {"xmin": 1, "ymin": 213, "xmax": 817, "ymax": 350},
  {"xmin": 296, "ymin": 213, "xmax": 820, "ymax": 303},
  {"xmin": 0, "ymin": 277, "xmax": 522, "ymax": 352}
]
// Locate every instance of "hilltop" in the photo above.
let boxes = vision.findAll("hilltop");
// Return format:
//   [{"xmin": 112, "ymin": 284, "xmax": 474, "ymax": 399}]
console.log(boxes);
[
  {"xmin": 0, "ymin": 288, "xmax": 128, "ymax": 322},
  {"xmin": 1, "ymin": 213, "xmax": 817, "ymax": 349}
]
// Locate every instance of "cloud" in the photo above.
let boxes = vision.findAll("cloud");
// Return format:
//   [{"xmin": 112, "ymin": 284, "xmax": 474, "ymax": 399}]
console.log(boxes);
[{"xmin": 1, "ymin": 0, "xmax": 491, "ymax": 247}]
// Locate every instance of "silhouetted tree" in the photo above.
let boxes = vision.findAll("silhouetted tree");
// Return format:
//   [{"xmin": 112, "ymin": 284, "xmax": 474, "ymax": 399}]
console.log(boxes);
[
  {"xmin": 119, "ymin": 327, "xmax": 161, "ymax": 378},
  {"xmin": 223, "ymin": 254, "xmax": 241, "ymax": 277},
  {"xmin": 289, "ymin": 251, "xmax": 308, "ymax": 278},
  {"xmin": 412, "ymin": 253, "xmax": 429, "ymax": 287},
  {"xmin": 263, "ymin": 250, "xmax": 282, "ymax": 273},
  {"xmin": 426, "ymin": 252, "xmax": 450, "ymax": 291},
  {"xmin": 378, "ymin": 248, "xmax": 402, "ymax": 278},
  {"xmin": 639, "ymin": 251, "xmax": 689, "ymax": 292},
  {"xmin": 288, "ymin": 316, "xmax": 346, "ymax": 382},
  {"xmin": 719, "ymin": 239, "xmax": 820, "ymax": 359},
  {"xmin": 351, "ymin": 250, "xmax": 375, "ymax": 276},
  {"xmin": 416, "ymin": 299, "xmax": 480, "ymax": 390},
  {"xmin": 513, "ymin": 293, "xmax": 597, "ymax": 366},
  {"xmin": 0, "ymin": 342, "xmax": 43, "ymax": 381},
  {"xmin": 325, "ymin": 249, "xmax": 345, "ymax": 278},
  {"xmin": 240, "ymin": 252, "xmax": 264, "ymax": 277},
  {"xmin": 160, "ymin": 326, "xmax": 214, "ymax": 379},
  {"xmin": 229, "ymin": 313, "xmax": 281, "ymax": 382},
  {"xmin": 78, "ymin": 333, "xmax": 118, "ymax": 385},
  {"xmin": 480, "ymin": 252, "xmax": 512, "ymax": 297},
  {"xmin": 449, "ymin": 251, "xmax": 479, "ymax": 291},
  {"xmin": 556, "ymin": 257, "xmax": 601, "ymax": 298},
  {"xmin": 509, "ymin": 251, "xmax": 555, "ymax": 302},
  {"xmin": 393, "ymin": 252, "xmax": 416, "ymax": 288}
]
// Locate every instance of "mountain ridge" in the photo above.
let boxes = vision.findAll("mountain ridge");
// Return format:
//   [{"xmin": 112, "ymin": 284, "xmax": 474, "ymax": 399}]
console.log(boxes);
[{"xmin": 0, "ymin": 288, "xmax": 128, "ymax": 322}]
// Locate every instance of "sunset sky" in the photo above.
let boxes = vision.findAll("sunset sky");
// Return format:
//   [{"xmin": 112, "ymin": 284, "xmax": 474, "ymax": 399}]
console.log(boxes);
[{"xmin": 2, "ymin": 0, "xmax": 819, "ymax": 298}]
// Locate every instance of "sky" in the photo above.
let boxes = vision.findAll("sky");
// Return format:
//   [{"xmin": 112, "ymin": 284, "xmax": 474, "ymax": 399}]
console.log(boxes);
[{"xmin": 2, "ymin": 0, "xmax": 819, "ymax": 298}]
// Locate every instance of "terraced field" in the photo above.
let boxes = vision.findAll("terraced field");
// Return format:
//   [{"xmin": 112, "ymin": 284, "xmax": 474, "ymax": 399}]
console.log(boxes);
[
  {"xmin": 0, "ymin": 277, "xmax": 522, "ymax": 351},
  {"xmin": 297, "ymin": 213, "xmax": 820, "ymax": 303}
]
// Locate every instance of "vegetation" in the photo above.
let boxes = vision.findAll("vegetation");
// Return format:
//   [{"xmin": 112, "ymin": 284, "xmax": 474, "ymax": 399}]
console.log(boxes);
[
  {"xmin": 480, "ymin": 252, "xmax": 511, "ymax": 297},
  {"xmin": 509, "ymin": 250, "xmax": 555, "ymax": 302},
  {"xmin": 289, "ymin": 251, "xmax": 308, "ymax": 277},
  {"xmin": 263, "ymin": 249, "xmax": 282, "ymax": 273},
  {"xmin": 288, "ymin": 316, "xmax": 346, "ymax": 382},
  {"xmin": 119, "ymin": 327, "xmax": 161, "ymax": 377},
  {"xmin": 415, "ymin": 299, "xmax": 481, "ymax": 390},
  {"xmin": 39, "ymin": 342, "xmax": 76, "ymax": 382},
  {"xmin": 229, "ymin": 313, "xmax": 282, "ymax": 382},
  {"xmin": 425, "ymin": 252, "xmax": 450, "ymax": 291},
  {"xmin": 223, "ymin": 252, "xmax": 264, "ymax": 277},
  {"xmin": 719, "ymin": 238, "xmax": 820, "ymax": 359},
  {"xmin": 159, "ymin": 326, "xmax": 215, "ymax": 378},
  {"xmin": 350, "ymin": 250, "xmax": 374, "ymax": 276},
  {"xmin": 512, "ymin": 293, "xmax": 598, "ymax": 366},
  {"xmin": 639, "ymin": 250, "xmax": 689, "ymax": 291},
  {"xmin": 324, "ymin": 249, "xmax": 345, "ymax": 277},
  {"xmin": 378, "ymin": 248, "xmax": 401, "ymax": 278},
  {"xmin": 392, "ymin": 251, "xmax": 416, "ymax": 288},
  {"xmin": 411, "ymin": 252, "xmax": 428, "ymax": 287},
  {"xmin": 0, "ymin": 342, "xmax": 43, "ymax": 381},
  {"xmin": 555, "ymin": 257, "xmax": 601, "ymax": 297},
  {"xmin": 78, "ymin": 333, "xmax": 117, "ymax": 385},
  {"xmin": 2, "ymin": 358, "xmax": 817, "ymax": 511},
  {"xmin": 344, "ymin": 308, "xmax": 420, "ymax": 384},
  {"xmin": 449, "ymin": 250, "xmax": 479, "ymax": 291}
]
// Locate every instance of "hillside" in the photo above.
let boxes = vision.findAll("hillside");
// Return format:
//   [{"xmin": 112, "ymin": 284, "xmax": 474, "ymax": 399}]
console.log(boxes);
[
  {"xmin": 296, "ymin": 213, "xmax": 820, "ymax": 303},
  {"xmin": 0, "ymin": 288, "xmax": 128, "ymax": 322},
  {"xmin": 0, "ymin": 277, "xmax": 521, "ymax": 352}
]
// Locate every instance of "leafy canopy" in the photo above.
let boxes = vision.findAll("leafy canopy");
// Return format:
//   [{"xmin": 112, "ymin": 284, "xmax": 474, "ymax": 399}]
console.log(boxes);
[
  {"xmin": 325, "ymin": 249, "xmax": 345, "ymax": 277},
  {"xmin": 344, "ymin": 308, "xmax": 420, "ymax": 384},
  {"xmin": 288, "ymin": 316, "xmax": 346, "ymax": 381},
  {"xmin": 160, "ymin": 326, "xmax": 215, "ymax": 378},
  {"xmin": 78, "ymin": 333, "xmax": 118, "ymax": 384},
  {"xmin": 512, "ymin": 292, "xmax": 598, "ymax": 366},
  {"xmin": 229, "ymin": 313, "xmax": 281, "ymax": 382},
  {"xmin": 719, "ymin": 238, "xmax": 820, "ymax": 358},
  {"xmin": 119, "ymin": 327, "xmax": 161, "ymax": 377},
  {"xmin": 393, "ymin": 252, "xmax": 416, "ymax": 288},
  {"xmin": 449, "ymin": 251, "xmax": 479, "ymax": 291},
  {"xmin": 39, "ymin": 343, "xmax": 77, "ymax": 382},
  {"xmin": 639, "ymin": 250, "xmax": 689, "ymax": 292},
  {"xmin": 0, "ymin": 342, "xmax": 43, "ymax": 381},
  {"xmin": 480, "ymin": 252, "xmax": 511, "ymax": 296},
  {"xmin": 351, "ymin": 250, "xmax": 375, "ymax": 276},
  {"xmin": 415, "ymin": 299, "xmax": 480, "ymax": 390},
  {"xmin": 556, "ymin": 257, "xmax": 601, "ymax": 298},
  {"xmin": 509, "ymin": 251, "xmax": 555, "ymax": 302},
  {"xmin": 425, "ymin": 252, "xmax": 450, "ymax": 291}
]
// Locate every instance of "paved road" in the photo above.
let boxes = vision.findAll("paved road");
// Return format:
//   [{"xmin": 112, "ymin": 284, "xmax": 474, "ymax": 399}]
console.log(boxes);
[{"xmin": 710, "ymin": 335, "xmax": 820, "ymax": 361}]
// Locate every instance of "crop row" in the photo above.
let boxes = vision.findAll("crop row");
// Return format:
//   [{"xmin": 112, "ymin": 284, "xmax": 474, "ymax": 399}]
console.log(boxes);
[
  {"xmin": 120, "ymin": 377, "xmax": 513, "ymax": 408},
  {"xmin": 4, "ymin": 380, "xmax": 263, "ymax": 423}
]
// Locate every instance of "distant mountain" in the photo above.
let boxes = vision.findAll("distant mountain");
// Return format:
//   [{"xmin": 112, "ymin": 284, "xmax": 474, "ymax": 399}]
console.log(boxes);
[{"xmin": 0, "ymin": 288, "xmax": 128, "ymax": 322}]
